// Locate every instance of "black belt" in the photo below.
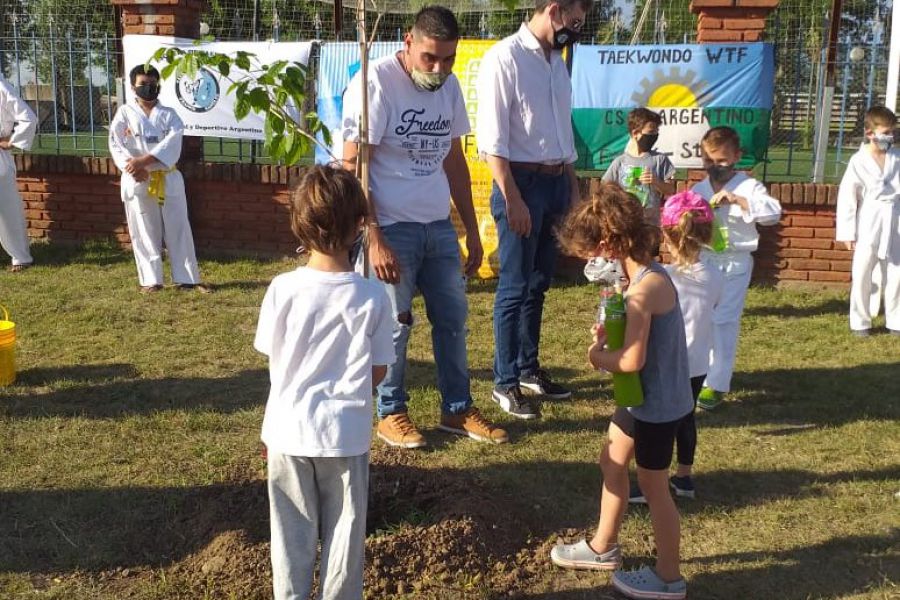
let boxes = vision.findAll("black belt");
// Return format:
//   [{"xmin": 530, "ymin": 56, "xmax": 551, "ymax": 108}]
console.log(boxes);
[{"xmin": 509, "ymin": 161, "xmax": 566, "ymax": 177}]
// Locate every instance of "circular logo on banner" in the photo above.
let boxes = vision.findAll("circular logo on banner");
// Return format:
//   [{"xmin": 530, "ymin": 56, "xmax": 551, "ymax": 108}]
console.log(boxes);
[{"xmin": 175, "ymin": 67, "xmax": 220, "ymax": 113}]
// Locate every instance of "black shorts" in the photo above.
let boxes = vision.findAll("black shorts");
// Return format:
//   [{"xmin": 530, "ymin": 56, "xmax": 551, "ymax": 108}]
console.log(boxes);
[{"xmin": 610, "ymin": 408, "xmax": 685, "ymax": 470}]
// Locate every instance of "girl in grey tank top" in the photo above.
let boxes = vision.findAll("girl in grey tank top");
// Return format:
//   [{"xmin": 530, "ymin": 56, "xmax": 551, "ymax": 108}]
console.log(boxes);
[
  {"xmin": 626, "ymin": 263, "xmax": 695, "ymax": 423},
  {"xmin": 551, "ymin": 181, "xmax": 691, "ymax": 599}
]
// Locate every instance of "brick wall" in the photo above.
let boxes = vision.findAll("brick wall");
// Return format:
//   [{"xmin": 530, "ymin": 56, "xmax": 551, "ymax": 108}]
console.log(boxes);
[
  {"xmin": 12, "ymin": 156, "xmax": 851, "ymax": 285},
  {"xmin": 13, "ymin": 155, "xmax": 299, "ymax": 256},
  {"xmin": 690, "ymin": 0, "xmax": 779, "ymax": 42},
  {"xmin": 112, "ymin": 0, "xmax": 204, "ymax": 38}
]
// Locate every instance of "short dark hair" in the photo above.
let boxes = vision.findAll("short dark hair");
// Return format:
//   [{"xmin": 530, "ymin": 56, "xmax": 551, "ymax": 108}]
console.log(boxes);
[
  {"xmin": 864, "ymin": 106, "xmax": 897, "ymax": 132},
  {"xmin": 130, "ymin": 64, "xmax": 160, "ymax": 85},
  {"xmin": 535, "ymin": 0, "xmax": 594, "ymax": 14},
  {"xmin": 701, "ymin": 126, "xmax": 742, "ymax": 153},
  {"xmin": 290, "ymin": 165, "xmax": 368, "ymax": 255},
  {"xmin": 627, "ymin": 108, "xmax": 662, "ymax": 134},
  {"xmin": 411, "ymin": 5, "xmax": 460, "ymax": 41}
]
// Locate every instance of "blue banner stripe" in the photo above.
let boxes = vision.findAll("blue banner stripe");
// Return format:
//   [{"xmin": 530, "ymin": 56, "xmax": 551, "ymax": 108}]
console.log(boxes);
[{"xmin": 571, "ymin": 43, "xmax": 774, "ymax": 110}]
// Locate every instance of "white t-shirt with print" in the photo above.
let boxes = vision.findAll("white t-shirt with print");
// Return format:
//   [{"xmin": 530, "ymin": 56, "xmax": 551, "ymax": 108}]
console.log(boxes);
[
  {"xmin": 254, "ymin": 267, "xmax": 395, "ymax": 458},
  {"xmin": 341, "ymin": 54, "xmax": 470, "ymax": 226}
]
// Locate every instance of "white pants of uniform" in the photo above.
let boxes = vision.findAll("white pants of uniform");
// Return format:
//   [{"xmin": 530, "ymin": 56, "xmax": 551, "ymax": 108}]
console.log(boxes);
[
  {"xmin": 268, "ymin": 452, "xmax": 368, "ymax": 600},
  {"xmin": 850, "ymin": 242, "xmax": 900, "ymax": 332},
  {"xmin": 705, "ymin": 254, "xmax": 754, "ymax": 393},
  {"xmin": 122, "ymin": 187, "xmax": 200, "ymax": 287},
  {"xmin": 0, "ymin": 166, "xmax": 33, "ymax": 266}
]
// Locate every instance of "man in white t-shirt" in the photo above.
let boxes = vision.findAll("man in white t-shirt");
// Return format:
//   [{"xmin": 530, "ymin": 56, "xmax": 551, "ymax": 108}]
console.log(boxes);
[
  {"xmin": 342, "ymin": 5, "xmax": 508, "ymax": 449},
  {"xmin": 476, "ymin": 0, "xmax": 591, "ymax": 419}
]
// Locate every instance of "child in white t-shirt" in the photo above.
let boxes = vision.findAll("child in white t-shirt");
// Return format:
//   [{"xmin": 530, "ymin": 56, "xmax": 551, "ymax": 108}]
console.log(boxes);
[
  {"xmin": 690, "ymin": 127, "xmax": 781, "ymax": 410},
  {"xmin": 254, "ymin": 165, "xmax": 395, "ymax": 600},
  {"xmin": 629, "ymin": 191, "xmax": 724, "ymax": 505}
]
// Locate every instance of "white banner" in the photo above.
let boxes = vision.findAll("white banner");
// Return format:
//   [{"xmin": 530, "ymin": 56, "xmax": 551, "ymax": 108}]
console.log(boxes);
[{"xmin": 122, "ymin": 35, "xmax": 313, "ymax": 140}]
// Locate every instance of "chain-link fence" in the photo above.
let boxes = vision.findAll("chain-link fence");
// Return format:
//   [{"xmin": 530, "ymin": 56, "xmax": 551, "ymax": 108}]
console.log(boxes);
[
  {"xmin": 0, "ymin": 0, "xmax": 895, "ymax": 181},
  {"xmin": 766, "ymin": 0, "xmax": 891, "ymax": 182}
]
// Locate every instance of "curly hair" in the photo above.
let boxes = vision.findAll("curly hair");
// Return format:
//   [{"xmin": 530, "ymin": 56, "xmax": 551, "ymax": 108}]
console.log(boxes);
[
  {"xmin": 289, "ymin": 165, "xmax": 367, "ymax": 255},
  {"xmin": 662, "ymin": 212, "xmax": 713, "ymax": 270},
  {"xmin": 557, "ymin": 180, "xmax": 658, "ymax": 264}
]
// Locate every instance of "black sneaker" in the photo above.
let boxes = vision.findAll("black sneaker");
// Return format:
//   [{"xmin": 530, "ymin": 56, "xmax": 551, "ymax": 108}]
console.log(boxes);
[
  {"xmin": 669, "ymin": 476, "xmax": 696, "ymax": 499},
  {"xmin": 519, "ymin": 369, "xmax": 572, "ymax": 399},
  {"xmin": 491, "ymin": 385, "xmax": 540, "ymax": 420},
  {"xmin": 628, "ymin": 484, "xmax": 647, "ymax": 505}
]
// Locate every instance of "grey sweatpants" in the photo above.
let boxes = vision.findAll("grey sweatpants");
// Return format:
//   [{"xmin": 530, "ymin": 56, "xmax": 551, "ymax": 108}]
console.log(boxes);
[{"xmin": 268, "ymin": 452, "xmax": 369, "ymax": 600}]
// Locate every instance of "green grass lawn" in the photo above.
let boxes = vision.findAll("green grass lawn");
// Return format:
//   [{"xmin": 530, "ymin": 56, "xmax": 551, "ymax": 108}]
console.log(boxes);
[{"xmin": 0, "ymin": 241, "xmax": 898, "ymax": 599}]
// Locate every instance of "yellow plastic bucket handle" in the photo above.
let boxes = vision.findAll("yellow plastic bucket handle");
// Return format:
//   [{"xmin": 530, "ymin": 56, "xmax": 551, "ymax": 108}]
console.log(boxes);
[{"xmin": 0, "ymin": 304, "xmax": 8, "ymax": 323}]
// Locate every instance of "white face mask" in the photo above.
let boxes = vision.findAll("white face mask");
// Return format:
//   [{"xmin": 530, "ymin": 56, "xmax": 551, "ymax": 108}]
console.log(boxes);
[{"xmin": 871, "ymin": 132, "xmax": 894, "ymax": 151}]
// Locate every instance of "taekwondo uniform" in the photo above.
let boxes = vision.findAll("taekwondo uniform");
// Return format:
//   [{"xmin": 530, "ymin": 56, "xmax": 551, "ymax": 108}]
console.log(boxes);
[
  {"xmin": 693, "ymin": 172, "xmax": 782, "ymax": 393},
  {"xmin": 836, "ymin": 147, "xmax": 900, "ymax": 333},
  {"xmin": 109, "ymin": 101, "xmax": 201, "ymax": 288},
  {"xmin": 0, "ymin": 76, "xmax": 37, "ymax": 268}
]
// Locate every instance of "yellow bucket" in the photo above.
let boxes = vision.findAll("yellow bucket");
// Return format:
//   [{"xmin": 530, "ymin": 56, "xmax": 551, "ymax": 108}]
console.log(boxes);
[{"xmin": 0, "ymin": 305, "xmax": 16, "ymax": 386}]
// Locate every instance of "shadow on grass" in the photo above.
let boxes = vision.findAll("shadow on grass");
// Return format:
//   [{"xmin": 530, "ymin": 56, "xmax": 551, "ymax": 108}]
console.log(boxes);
[
  {"xmin": 680, "ymin": 466, "xmax": 900, "ymax": 514},
  {"xmin": 701, "ymin": 363, "xmax": 900, "ymax": 430},
  {"xmin": 0, "ymin": 480, "xmax": 270, "ymax": 574},
  {"xmin": 206, "ymin": 279, "xmax": 272, "ymax": 292},
  {"xmin": 683, "ymin": 531, "xmax": 900, "ymax": 599},
  {"xmin": 10, "ymin": 239, "xmax": 132, "ymax": 268},
  {"xmin": 517, "ymin": 531, "xmax": 899, "ymax": 600},
  {"xmin": 1, "ymin": 459, "xmax": 895, "ymax": 600},
  {"xmin": 742, "ymin": 296, "xmax": 847, "ymax": 318},
  {"xmin": 0, "ymin": 367, "xmax": 267, "ymax": 418}
]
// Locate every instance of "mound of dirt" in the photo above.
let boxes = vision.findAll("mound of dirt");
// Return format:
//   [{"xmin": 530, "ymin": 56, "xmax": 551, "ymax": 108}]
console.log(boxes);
[
  {"xmin": 364, "ymin": 446, "xmax": 542, "ymax": 598},
  {"xmin": 69, "ymin": 447, "xmax": 557, "ymax": 599}
]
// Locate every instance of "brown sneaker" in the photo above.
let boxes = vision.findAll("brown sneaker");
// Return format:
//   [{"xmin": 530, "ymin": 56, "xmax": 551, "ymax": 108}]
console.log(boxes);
[
  {"xmin": 377, "ymin": 413, "xmax": 427, "ymax": 449},
  {"xmin": 438, "ymin": 408, "xmax": 509, "ymax": 445}
]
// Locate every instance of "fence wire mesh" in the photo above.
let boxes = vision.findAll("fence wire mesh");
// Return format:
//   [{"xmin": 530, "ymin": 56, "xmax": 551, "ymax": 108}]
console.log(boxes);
[{"xmin": 0, "ymin": 0, "xmax": 895, "ymax": 181}]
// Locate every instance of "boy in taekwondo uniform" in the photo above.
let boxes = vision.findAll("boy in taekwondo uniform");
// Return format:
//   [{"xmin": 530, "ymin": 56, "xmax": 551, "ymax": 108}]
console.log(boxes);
[
  {"xmin": 109, "ymin": 64, "xmax": 209, "ymax": 294},
  {"xmin": 0, "ymin": 75, "xmax": 37, "ymax": 272}
]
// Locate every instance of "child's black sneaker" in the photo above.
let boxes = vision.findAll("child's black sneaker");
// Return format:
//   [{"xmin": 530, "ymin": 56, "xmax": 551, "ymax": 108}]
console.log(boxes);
[
  {"xmin": 669, "ymin": 475, "xmax": 696, "ymax": 499},
  {"xmin": 628, "ymin": 484, "xmax": 647, "ymax": 505}
]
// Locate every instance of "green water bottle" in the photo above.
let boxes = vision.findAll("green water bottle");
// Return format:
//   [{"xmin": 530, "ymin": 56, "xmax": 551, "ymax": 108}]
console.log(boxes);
[
  {"xmin": 599, "ymin": 292, "xmax": 644, "ymax": 408},
  {"xmin": 626, "ymin": 166, "xmax": 650, "ymax": 207}
]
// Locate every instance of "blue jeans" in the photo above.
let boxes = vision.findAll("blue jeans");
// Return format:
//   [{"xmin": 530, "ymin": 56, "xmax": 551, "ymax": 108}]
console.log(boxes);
[
  {"xmin": 491, "ymin": 168, "xmax": 571, "ymax": 389},
  {"xmin": 377, "ymin": 219, "xmax": 472, "ymax": 417}
]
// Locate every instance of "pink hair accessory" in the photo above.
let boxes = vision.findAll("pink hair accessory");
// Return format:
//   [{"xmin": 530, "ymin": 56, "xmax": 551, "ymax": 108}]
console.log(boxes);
[{"xmin": 661, "ymin": 190, "xmax": 714, "ymax": 227}]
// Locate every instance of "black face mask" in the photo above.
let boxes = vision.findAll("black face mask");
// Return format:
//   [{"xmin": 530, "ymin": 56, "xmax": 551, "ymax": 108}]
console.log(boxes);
[
  {"xmin": 552, "ymin": 25, "xmax": 581, "ymax": 49},
  {"xmin": 706, "ymin": 164, "xmax": 735, "ymax": 183},
  {"xmin": 134, "ymin": 83, "xmax": 160, "ymax": 101},
  {"xmin": 637, "ymin": 133, "xmax": 658, "ymax": 152}
]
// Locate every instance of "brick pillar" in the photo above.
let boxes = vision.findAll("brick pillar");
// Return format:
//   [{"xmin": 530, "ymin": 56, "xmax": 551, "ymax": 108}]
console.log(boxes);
[
  {"xmin": 112, "ymin": 0, "xmax": 205, "ymax": 159},
  {"xmin": 690, "ymin": 0, "xmax": 780, "ymax": 42}
]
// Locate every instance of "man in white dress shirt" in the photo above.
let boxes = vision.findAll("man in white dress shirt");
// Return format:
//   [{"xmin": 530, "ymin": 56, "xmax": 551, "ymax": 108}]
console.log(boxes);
[
  {"xmin": 476, "ymin": 0, "xmax": 590, "ymax": 419},
  {"xmin": 0, "ymin": 75, "xmax": 37, "ymax": 272},
  {"xmin": 109, "ymin": 65, "xmax": 209, "ymax": 294}
]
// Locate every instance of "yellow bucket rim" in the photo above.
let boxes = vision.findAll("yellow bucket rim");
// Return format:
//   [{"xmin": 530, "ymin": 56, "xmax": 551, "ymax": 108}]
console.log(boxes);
[{"xmin": 0, "ymin": 305, "xmax": 13, "ymax": 333}]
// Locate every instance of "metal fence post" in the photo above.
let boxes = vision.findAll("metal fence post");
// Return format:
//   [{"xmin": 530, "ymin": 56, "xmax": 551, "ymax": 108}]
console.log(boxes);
[
  {"xmin": 49, "ymin": 25, "xmax": 60, "ymax": 153},
  {"xmin": 87, "ymin": 22, "xmax": 97, "ymax": 156}
]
